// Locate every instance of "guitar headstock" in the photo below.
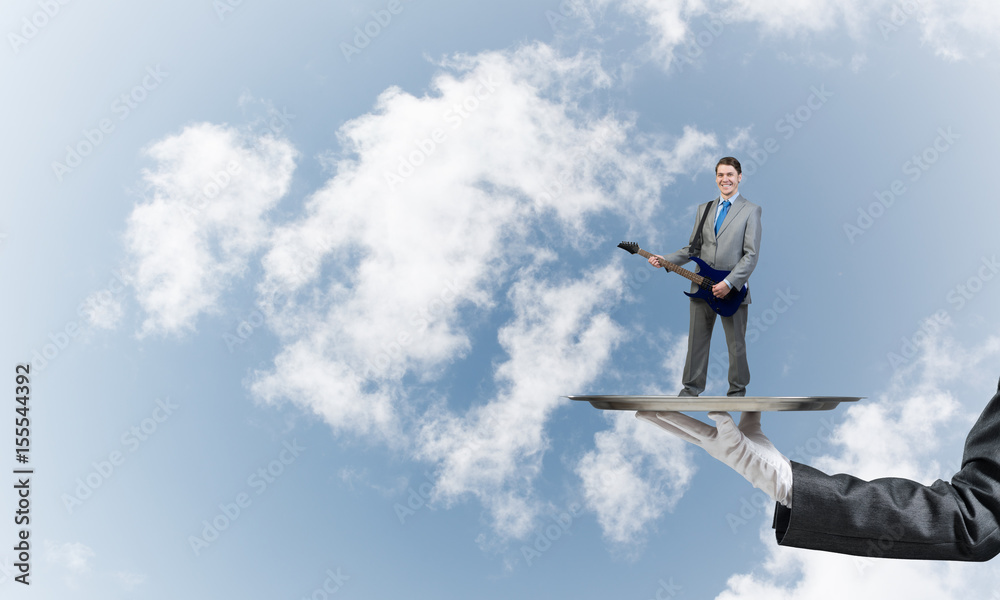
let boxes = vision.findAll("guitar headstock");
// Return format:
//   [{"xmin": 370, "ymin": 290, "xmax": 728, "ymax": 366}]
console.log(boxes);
[{"xmin": 617, "ymin": 241, "xmax": 640, "ymax": 254}]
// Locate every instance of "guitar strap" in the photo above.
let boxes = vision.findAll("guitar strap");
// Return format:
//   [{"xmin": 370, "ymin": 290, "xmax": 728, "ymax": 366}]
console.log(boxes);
[{"xmin": 687, "ymin": 199, "xmax": 716, "ymax": 258}]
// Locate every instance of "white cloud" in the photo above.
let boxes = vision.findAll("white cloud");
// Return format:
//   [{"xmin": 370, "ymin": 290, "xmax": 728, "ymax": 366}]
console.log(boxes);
[
  {"xmin": 715, "ymin": 526, "xmax": 999, "ymax": 600},
  {"xmin": 44, "ymin": 540, "xmax": 96, "ymax": 589},
  {"xmin": 817, "ymin": 325, "xmax": 976, "ymax": 481},
  {"xmin": 42, "ymin": 541, "xmax": 148, "ymax": 592},
  {"xmin": 241, "ymin": 42, "xmax": 716, "ymax": 539},
  {"xmin": 80, "ymin": 289, "xmax": 124, "ymax": 331},
  {"xmin": 589, "ymin": 0, "xmax": 708, "ymax": 69},
  {"xmin": 115, "ymin": 571, "xmax": 146, "ymax": 591},
  {"xmin": 712, "ymin": 329, "xmax": 1000, "ymax": 598},
  {"xmin": 418, "ymin": 264, "xmax": 628, "ymax": 538},
  {"xmin": 725, "ymin": 127, "xmax": 754, "ymax": 153},
  {"xmin": 849, "ymin": 52, "xmax": 868, "ymax": 72},
  {"xmin": 912, "ymin": 0, "xmax": 1000, "ymax": 60},
  {"xmin": 657, "ymin": 331, "xmax": 689, "ymax": 393},
  {"xmin": 571, "ymin": 312, "xmax": 692, "ymax": 548},
  {"xmin": 44, "ymin": 541, "xmax": 95, "ymax": 575},
  {"xmin": 125, "ymin": 122, "xmax": 296, "ymax": 337},
  {"xmin": 720, "ymin": 0, "xmax": 870, "ymax": 37},
  {"xmin": 719, "ymin": 0, "xmax": 1000, "ymax": 60},
  {"xmin": 587, "ymin": 0, "xmax": 1000, "ymax": 69},
  {"xmin": 116, "ymin": 42, "xmax": 717, "ymax": 541},
  {"xmin": 248, "ymin": 43, "xmax": 709, "ymax": 435},
  {"xmin": 577, "ymin": 409, "xmax": 694, "ymax": 548}
]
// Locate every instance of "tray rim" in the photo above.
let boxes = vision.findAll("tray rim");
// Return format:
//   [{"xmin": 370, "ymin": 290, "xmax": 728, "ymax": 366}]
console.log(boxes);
[{"xmin": 565, "ymin": 395, "xmax": 863, "ymax": 412}]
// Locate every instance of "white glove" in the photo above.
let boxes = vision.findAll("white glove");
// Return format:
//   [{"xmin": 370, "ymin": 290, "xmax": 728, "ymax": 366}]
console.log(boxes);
[{"xmin": 636, "ymin": 411, "xmax": 793, "ymax": 508}]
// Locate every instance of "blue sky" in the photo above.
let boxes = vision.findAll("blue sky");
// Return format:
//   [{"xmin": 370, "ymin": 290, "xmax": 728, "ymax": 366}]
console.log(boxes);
[{"xmin": 3, "ymin": 0, "xmax": 1000, "ymax": 597}]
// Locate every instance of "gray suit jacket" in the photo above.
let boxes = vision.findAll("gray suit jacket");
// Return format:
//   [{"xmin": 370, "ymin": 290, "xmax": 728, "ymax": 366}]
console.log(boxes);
[
  {"xmin": 662, "ymin": 194, "xmax": 762, "ymax": 304},
  {"xmin": 773, "ymin": 378, "xmax": 1000, "ymax": 561}
]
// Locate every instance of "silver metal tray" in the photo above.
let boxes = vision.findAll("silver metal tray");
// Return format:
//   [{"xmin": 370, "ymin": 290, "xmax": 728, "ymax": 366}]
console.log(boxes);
[{"xmin": 567, "ymin": 395, "xmax": 862, "ymax": 412}]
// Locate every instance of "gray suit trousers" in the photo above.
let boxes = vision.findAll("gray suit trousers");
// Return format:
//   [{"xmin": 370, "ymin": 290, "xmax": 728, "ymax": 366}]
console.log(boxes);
[{"xmin": 681, "ymin": 300, "xmax": 750, "ymax": 397}]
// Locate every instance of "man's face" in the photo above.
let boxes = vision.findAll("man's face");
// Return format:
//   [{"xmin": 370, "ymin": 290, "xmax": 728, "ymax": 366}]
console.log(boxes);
[{"xmin": 716, "ymin": 165, "xmax": 741, "ymax": 200}]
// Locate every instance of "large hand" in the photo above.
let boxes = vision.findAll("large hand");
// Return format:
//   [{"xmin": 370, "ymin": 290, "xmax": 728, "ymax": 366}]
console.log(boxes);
[{"xmin": 636, "ymin": 411, "xmax": 793, "ymax": 507}]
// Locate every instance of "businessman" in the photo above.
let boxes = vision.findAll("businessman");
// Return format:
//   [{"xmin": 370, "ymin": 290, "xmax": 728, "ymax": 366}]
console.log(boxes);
[
  {"xmin": 636, "ymin": 377, "xmax": 1000, "ymax": 561},
  {"xmin": 648, "ymin": 157, "xmax": 762, "ymax": 397}
]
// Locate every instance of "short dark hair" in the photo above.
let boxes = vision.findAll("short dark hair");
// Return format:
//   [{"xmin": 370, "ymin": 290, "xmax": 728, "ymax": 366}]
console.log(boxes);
[{"xmin": 716, "ymin": 156, "xmax": 742, "ymax": 175}]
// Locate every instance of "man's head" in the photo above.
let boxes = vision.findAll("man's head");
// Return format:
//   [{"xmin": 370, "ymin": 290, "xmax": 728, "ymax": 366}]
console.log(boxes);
[{"xmin": 715, "ymin": 157, "xmax": 742, "ymax": 200}]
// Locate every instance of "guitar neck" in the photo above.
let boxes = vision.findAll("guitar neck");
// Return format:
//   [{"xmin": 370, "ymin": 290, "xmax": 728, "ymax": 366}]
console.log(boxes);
[{"xmin": 635, "ymin": 248, "xmax": 705, "ymax": 285}]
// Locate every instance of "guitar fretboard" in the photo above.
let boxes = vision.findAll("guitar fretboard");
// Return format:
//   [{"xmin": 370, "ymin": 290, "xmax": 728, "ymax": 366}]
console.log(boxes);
[{"xmin": 634, "ymin": 248, "xmax": 706, "ymax": 286}]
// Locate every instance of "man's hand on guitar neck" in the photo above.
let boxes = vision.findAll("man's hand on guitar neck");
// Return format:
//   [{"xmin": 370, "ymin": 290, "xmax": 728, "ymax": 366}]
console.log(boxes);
[{"xmin": 646, "ymin": 254, "xmax": 665, "ymax": 269}]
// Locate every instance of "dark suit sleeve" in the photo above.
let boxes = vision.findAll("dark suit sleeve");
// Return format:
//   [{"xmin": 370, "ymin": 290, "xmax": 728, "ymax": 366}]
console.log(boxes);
[{"xmin": 773, "ymin": 382, "xmax": 1000, "ymax": 561}]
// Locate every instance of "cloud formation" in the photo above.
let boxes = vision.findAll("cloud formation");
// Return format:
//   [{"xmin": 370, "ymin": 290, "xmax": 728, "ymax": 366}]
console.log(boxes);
[
  {"xmin": 587, "ymin": 0, "xmax": 1000, "ymax": 69},
  {"xmin": 125, "ymin": 123, "xmax": 296, "ymax": 337},
  {"xmin": 44, "ymin": 541, "xmax": 95, "ymax": 575},
  {"xmin": 577, "ymin": 409, "xmax": 694, "ymax": 547},
  {"xmin": 118, "ymin": 42, "xmax": 716, "ymax": 539},
  {"xmin": 418, "ymin": 264, "xmax": 629, "ymax": 538},
  {"xmin": 248, "ymin": 42, "xmax": 714, "ymax": 536}
]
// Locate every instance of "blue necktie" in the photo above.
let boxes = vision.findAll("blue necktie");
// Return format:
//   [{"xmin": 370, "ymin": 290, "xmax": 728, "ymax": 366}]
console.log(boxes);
[{"xmin": 715, "ymin": 200, "xmax": 731, "ymax": 234}]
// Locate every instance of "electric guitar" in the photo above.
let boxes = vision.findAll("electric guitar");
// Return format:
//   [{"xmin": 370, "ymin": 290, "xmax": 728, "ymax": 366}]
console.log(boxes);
[{"xmin": 617, "ymin": 241, "xmax": 748, "ymax": 317}]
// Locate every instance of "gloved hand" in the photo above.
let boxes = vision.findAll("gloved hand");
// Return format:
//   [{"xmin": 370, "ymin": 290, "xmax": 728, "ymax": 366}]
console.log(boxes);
[{"xmin": 636, "ymin": 411, "xmax": 793, "ymax": 507}]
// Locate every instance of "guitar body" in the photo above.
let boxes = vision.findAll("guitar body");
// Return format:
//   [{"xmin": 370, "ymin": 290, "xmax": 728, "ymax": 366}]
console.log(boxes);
[
  {"xmin": 617, "ymin": 242, "xmax": 749, "ymax": 317},
  {"xmin": 683, "ymin": 256, "xmax": 747, "ymax": 317}
]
